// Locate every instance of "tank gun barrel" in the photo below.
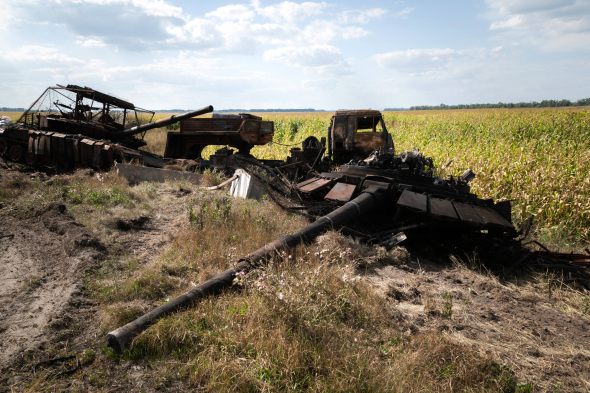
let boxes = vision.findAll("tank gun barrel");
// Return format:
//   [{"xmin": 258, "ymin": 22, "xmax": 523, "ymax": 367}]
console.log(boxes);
[
  {"xmin": 106, "ymin": 186, "xmax": 387, "ymax": 353},
  {"xmin": 120, "ymin": 105, "xmax": 214, "ymax": 137}
]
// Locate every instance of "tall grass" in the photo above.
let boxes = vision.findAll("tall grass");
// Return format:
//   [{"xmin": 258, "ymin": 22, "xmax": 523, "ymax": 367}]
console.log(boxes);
[
  {"xmin": 387, "ymin": 109, "xmax": 590, "ymax": 247},
  {"xmin": 0, "ymin": 111, "xmax": 22, "ymax": 121}
]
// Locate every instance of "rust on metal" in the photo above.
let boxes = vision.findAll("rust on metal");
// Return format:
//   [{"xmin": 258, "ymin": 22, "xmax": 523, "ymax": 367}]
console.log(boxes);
[
  {"xmin": 163, "ymin": 113, "xmax": 272, "ymax": 161},
  {"xmin": 324, "ymin": 182, "xmax": 356, "ymax": 203},
  {"xmin": 0, "ymin": 83, "xmax": 212, "ymax": 170},
  {"xmin": 297, "ymin": 178, "xmax": 334, "ymax": 194}
]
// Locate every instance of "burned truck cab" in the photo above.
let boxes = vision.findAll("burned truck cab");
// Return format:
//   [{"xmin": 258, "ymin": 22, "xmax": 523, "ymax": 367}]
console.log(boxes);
[{"xmin": 328, "ymin": 110, "xmax": 394, "ymax": 164}]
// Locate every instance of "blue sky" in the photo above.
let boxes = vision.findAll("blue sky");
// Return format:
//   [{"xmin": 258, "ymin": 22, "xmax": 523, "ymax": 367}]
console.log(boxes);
[{"xmin": 1, "ymin": 0, "xmax": 589, "ymax": 110}]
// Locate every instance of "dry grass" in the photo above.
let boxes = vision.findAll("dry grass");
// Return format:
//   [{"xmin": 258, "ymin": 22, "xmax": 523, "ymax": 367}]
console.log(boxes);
[
  {"xmin": 140, "ymin": 126, "xmax": 169, "ymax": 155},
  {"xmin": 0, "ymin": 162, "xmax": 542, "ymax": 391},
  {"xmin": 84, "ymin": 191, "xmax": 524, "ymax": 391},
  {"xmin": 0, "ymin": 111, "xmax": 22, "ymax": 121}
]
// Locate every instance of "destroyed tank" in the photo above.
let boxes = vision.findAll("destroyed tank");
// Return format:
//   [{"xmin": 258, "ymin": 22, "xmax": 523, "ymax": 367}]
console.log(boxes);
[
  {"xmin": 292, "ymin": 110, "xmax": 513, "ymax": 236},
  {"xmin": 0, "ymin": 84, "xmax": 213, "ymax": 169},
  {"xmin": 106, "ymin": 109, "xmax": 516, "ymax": 353}
]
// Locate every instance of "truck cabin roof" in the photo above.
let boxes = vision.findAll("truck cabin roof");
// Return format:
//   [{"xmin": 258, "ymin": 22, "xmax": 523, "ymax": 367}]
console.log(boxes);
[
  {"xmin": 333, "ymin": 110, "xmax": 384, "ymax": 130},
  {"xmin": 333, "ymin": 109, "xmax": 382, "ymax": 117}
]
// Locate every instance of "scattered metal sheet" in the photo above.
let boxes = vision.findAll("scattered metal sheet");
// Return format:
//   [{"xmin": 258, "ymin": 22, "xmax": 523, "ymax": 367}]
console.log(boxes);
[
  {"xmin": 397, "ymin": 189, "xmax": 427, "ymax": 214},
  {"xmin": 379, "ymin": 232, "xmax": 407, "ymax": 249},
  {"xmin": 535, "ymin": 251, "xmax": 590, "ymax": 266},
  {"xmin": 429, "ymin": 197, "xmax": 458, "ymax": 221},
  {"xmin": 325, "ymin": 182, "xmax": 356, "ymax": 203}
]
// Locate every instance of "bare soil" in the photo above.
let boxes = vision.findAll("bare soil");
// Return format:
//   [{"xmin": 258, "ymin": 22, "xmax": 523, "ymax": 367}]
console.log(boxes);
[
  {"xmin": 0, "ymin": 203, "xmax": 103, "ymax": 368},
  {"xmin": 366, "ymin": 257, "xmax": 590, "ymax": 391}
]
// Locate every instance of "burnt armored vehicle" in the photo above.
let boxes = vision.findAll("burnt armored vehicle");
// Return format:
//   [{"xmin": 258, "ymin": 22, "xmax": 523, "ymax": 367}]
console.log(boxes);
[
  {"xmin": 293, "ymin": 109, "xmax": 512, "ymax": 235},
  {"xmin": 0, "ymin": 84, "xmax": 213, "ymax": 169},
  {"xmin": 107, "ymin": 109, "xmax": 516, "ymax": 353},
  {"xmin": 163, "ymin": 113, "xmax": 274, "ymax": 166},
  {"xmin": 327, "ymin": 109, "xmax": 393, "ymax": 163}
]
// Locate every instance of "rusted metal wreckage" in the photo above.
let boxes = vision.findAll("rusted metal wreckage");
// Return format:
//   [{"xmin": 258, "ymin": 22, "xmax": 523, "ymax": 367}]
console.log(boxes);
[
  {"xmin": 106, "ymin": 109, "xmax": 524, "ymax": 353},
  {"xmin": 164, "ymin": 113, "xmax": 274, "ymax": 166},
  {"xmin": 0, "ymin": 85, "xmax": 213, "ymax": 169},
  {"xmin": 2, "ymin": 86, "xmax": 583, "ymax": 351}
]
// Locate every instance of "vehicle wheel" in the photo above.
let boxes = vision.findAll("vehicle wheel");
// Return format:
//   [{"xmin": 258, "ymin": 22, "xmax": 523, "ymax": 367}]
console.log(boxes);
[
  {"xmin": 56, "ymin": 157, "xmax": 71, "ymax": 172},
  {"xmin": 0, "ymin": 139, "xmax": 7, "ymax": 156},
  {"xmin": 8, "ymin": 144, "xmax": 24, "ymax": 162},
  {"xmin": 42, "ymin": 154, "xmax": 57, "ymax": 169},
  {"xmin": 25, "ymin": 151, "xmax": 39, "ymax": 166}
]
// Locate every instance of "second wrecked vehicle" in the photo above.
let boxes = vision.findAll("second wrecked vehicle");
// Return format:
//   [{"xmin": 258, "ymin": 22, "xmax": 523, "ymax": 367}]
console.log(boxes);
[
  {"xmin": 0, "ymin": 84, "xmax": 213, "ymax": 169},
  {"xmin": 163, "ymin": 113, "xmax": 274, "ymax": 166}
]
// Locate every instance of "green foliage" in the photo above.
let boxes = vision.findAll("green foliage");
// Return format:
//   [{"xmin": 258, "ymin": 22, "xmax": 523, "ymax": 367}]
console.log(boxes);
[
  {"xmin": 80, "ymin": 349, "xmax": 95, "ymax": 366},
  {"xmin": 442, "ymin": 293, "xmax": 453, "ymax": 318},
  {"xmin": 59, "ymin": 180, "xmax": 135, "ymax": 207},
  {"xmin": 408, "ymin": 97, "xmax": 590, "ymax": 110}
]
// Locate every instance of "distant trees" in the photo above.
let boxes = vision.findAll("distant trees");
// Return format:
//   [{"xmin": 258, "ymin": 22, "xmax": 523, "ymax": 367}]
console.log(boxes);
[
  {"xmin": 216, "ymin": 108, "xmax": 321, "ymax": 113},
  {"xmin": 408, "ymin": 98, "xmax": 590, "ymax": 111}
]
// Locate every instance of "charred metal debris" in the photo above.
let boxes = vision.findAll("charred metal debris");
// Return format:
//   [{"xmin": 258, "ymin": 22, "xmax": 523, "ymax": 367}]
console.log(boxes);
[
  {"xmin": 100, "ymin": 106, "xmax": 590, "ymax": 353},
  {"xmin": 0, "ymin": 84, "xmax": 584, "ymax": 352},
  {"xmin": 2, "ymin": 88, "xmax": 585, "ymax": 275},
  {"xmin": 0, "ymin": 84, "xmax": 212, "ymax": 170}
]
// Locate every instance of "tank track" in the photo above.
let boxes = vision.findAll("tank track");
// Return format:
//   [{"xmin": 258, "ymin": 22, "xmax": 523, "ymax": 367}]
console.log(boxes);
[{"xmin": 0, "ymin": 126, "xmax": 142, "ymax": 170}]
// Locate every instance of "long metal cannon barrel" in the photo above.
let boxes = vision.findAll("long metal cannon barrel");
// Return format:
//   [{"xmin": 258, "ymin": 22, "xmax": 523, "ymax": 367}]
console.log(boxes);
[
  {"xmin": 119, "ymin": 105, "xmax": 214, "ymax": 137},
  {"xmin": 106, "ymin": 187, "xmax": 387, "ymax": 353}
]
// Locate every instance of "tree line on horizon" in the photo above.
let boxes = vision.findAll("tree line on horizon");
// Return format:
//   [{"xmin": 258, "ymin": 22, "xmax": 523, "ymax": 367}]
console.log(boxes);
[
  {"xmin": 5, "ymin": 97, "xmax": 590, "ymax": 114},
  {"xmin": 406, "ymin": 98, "xmax": 590, "ymax": 111}
]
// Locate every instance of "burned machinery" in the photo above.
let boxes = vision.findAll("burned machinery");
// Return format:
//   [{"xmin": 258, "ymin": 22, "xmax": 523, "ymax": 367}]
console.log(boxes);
[
  {"xmin": 106, "ymin": 109, "xmax": 516, "ymax": 352},
  {"xmin": 0, "ymin": 84, "xmax": 213, "ymax": 169},
  {"xmin": 163, "ymin": 113, "xmax": 274, "ymax": 166}
]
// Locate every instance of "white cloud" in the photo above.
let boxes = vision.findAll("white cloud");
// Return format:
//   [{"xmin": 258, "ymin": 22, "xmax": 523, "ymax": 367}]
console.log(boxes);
[
  {"xmin": 486, "ymin": 0, "xmax": 576, "ymax": 15},
  {"xmin": 486, "ymin": 0, "xmax": 590, "ymax": 51},
  {"xmin": 78, "ymin": 0, "xmax": 184, "ymax": 17},
  {"xmin": 264, "ymin": 44, "xmax": 353, "ymax": 74},
  {"xmin": 338, "ymin": 8, "xmax": 388, "ymax": 24},
  {"xmin": 76, "ymin": 39, "xmax": 106, "ymax": 47},
  {"xmin": 303, "ymin": 20, "xmax": 369, "ymax": 43},
  {"xmin": 165, "ymin": 18, "xmax": 225, "ymax": 50},
  {"xmin": 206, "ymin": 4, "xmax": 255, "ymax": 21},
  {"xmin": 256, "ymin": 1, "xmax": 328, "ymax": 23},
  {"xmin": 393, "ymin": 7, "xmax": 415, "ymax": 18},
  {"xmin": 372, "ymin": 48, "xmax": 472, "ymax": 72},
  {"xmin": 337, "ymin": 6, "xmax": 414, "ymax": 25},
  {"xmin": 489, "ymin": 15, "xmax": 524, "ymax": 29},
  {"xmin": 1, "ymin": 46, "xmax": 85, "ymax": 64},
  {"xmin": 4, "ymin": 0, "xmax": 369, "ymax": 53},
  {"xmin": 264, "ymin": 44, "xmax": 340, "ymax": 67}
]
